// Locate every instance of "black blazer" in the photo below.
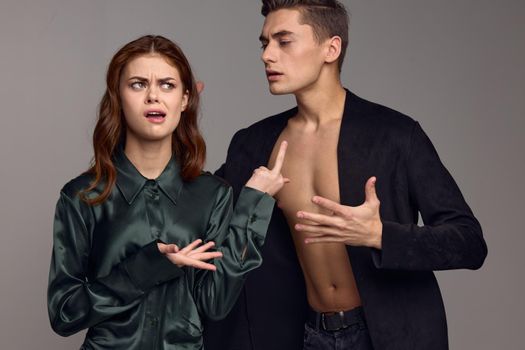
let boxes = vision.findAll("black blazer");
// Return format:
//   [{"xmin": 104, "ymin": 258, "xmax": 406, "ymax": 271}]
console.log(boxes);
[{"xmin": 204, "ymin": 89, "xmax": 487, "ymax": 350}]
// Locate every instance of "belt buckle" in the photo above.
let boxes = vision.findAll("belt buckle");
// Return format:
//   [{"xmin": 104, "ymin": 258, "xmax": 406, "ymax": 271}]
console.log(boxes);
[{"xmin": 321, "ymin": 311, "xmax": 346, "ymax": 331}]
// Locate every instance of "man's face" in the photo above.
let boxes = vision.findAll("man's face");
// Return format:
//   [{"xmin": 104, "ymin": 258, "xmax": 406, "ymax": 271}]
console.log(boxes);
[{"xmin": 260, "ymin": 9, "xmax": 327, "ymax": 95}]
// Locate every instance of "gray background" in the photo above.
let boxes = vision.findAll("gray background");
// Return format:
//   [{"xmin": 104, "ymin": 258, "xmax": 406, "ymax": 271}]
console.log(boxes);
[{"xmin": 0, "ymin": 0, "xmax": 523, "ymax": 349}]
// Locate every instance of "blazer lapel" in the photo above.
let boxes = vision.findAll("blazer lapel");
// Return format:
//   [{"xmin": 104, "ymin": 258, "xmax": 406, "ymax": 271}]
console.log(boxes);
[
  {"xmin": 338, "ymin": 89, "xmax": 372, "ymax": 206},
  {"xmin": 255, "ymin": 107, "xmax": 297, "ymax": 168}
]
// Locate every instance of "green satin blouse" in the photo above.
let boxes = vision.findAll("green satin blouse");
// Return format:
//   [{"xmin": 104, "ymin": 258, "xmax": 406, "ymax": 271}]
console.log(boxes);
[{"xmin": 47, "ymin": 148, "xmax": 275, "ymax": 349}]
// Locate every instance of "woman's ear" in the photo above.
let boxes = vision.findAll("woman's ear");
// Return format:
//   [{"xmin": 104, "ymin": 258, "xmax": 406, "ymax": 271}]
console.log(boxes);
[{"xmin": 182, "ymin": 90, "xmax": 189, "ymax": 112}]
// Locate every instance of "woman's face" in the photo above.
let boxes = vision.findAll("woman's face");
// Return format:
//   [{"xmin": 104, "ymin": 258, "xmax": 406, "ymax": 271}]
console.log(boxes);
[{"xmin": 119, "ymin": 53, "xmax": 189, "ymax": 145}]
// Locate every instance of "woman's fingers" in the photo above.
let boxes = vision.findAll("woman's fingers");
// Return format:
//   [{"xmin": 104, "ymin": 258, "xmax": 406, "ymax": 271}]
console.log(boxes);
[
  {"xmin": 176, "ymin": 255, "xmax": 218, "ymax": 271},
  {"xmin": 166, "ymin": 251, "xmax": 222, "ymax": 271},
  {"xmin": 190, "ymin": 251, "xmax": 223, "ymax": 261},
  {"xmin": 189, "ymin": 241, "xmax": 215, "ymax": 254},
  {"xmin": 162, "ymin": 238, "xmax": 222, "ymax": 270},
  {"xmin": 158, "ymin": 243, "xmax": 180, "ymax": 254},
  {"xmin": 179, "ymin": 239, "xmax": 203, "ymax": 254},
  {"xmin": 271, "ymin": 141, "xmax": 288, "ymax": 175}
]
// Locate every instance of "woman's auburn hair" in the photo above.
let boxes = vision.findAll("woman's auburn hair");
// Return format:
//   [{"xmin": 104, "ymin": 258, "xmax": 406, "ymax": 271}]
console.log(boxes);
[{"xmin": 81, "ymin": 35, "xmax": 205, "ymax": 205}]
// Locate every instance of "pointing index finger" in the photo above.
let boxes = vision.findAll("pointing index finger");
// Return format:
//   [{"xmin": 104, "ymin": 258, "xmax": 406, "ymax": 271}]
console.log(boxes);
[{"xmin": 271, "ymin": 141, "xmax": 288, "ymax": 175}]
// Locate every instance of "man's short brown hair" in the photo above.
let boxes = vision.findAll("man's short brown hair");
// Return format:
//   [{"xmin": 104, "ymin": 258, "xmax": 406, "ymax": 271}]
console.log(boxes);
[{"xmin": 261, "ymin": 0, "xmax": 349, "ymax": 72}]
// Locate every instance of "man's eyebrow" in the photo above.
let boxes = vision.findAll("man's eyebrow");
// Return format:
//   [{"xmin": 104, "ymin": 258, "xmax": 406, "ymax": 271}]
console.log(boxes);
[{"xmin": 259, "ymin": 30, "xmax": 295, "ymax": 42}]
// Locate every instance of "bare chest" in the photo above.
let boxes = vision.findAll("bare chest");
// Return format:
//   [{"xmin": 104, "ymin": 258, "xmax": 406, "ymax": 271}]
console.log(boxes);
[{"xmin": 268, "ymin": 123, "xmax": 341, "ymax": 217}]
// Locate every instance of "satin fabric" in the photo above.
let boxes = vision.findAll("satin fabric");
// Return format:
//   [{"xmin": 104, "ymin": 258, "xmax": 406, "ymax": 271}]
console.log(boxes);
[
  {"xmin": 48, "ymin": 147, "xmax": 275, "ymax": 349},
  {"xmin": 204, "ymin": 89, "xmax": 487, "ymax": 350}
]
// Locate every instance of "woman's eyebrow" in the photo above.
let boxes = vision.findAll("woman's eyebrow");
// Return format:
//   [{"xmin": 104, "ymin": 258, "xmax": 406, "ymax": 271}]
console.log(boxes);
[
  {"xmin": 127, "ymin": 76, "xmax": 176, "ymax": 82},
  {"xmin": 127, "ymin": 76, "xmax": 148, "ymax": 81}
]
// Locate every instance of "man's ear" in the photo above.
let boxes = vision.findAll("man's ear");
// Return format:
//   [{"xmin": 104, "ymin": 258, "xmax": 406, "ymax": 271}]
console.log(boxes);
[
  {"xmin": 325, "ymin": 36, "xmax": 342, "ymax": 64},
  {"xmin": 196, "ymin": 81, "xmax": 205, "ymax": 94}
]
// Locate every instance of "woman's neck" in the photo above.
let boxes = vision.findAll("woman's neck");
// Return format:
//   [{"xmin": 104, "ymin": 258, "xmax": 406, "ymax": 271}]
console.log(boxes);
[{"xmin": 124, "ymin": 137, "xmax": 172, "ymax": 180}]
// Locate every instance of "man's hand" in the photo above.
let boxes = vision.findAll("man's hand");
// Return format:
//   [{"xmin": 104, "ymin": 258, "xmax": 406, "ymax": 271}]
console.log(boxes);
[
  {"xmin": 158, "ymin": 239, "xmax": 223, "ymax": 271},
  {"xmin": 196, "ymin": 81, "xmax": 204, "ymax": 94},
  {"xmin": 294, "ymin": 177, "xmax": 383, "ymax": 249},
  {"xmin": 245, "ymin": 141, "xmax": 290, "ymax": 196}
]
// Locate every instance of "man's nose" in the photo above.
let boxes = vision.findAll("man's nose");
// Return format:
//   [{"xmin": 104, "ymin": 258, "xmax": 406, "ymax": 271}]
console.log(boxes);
[{"xmin": 261, "ymin": 44, "xmax": 276, "ymax": 64}]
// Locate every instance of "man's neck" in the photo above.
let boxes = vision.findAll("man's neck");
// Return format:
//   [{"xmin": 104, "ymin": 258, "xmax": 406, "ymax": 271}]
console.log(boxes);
[
  {"xmin": 124, "ymin": 136, "xmax": 172, "ymax": 180},
  {"xmin": 294, "ymin": 78, "xmax": 346, "ymax": 128}
]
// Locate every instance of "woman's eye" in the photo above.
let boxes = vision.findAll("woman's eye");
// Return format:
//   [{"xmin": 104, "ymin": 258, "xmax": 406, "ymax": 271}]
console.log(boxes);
[
  {"xmin": 130, "ymin": 81, "xmax": 146, "ymax": 90},
  {"xmin": 161, "ymin": 82, "xmax": 175, "ymax": 90}
]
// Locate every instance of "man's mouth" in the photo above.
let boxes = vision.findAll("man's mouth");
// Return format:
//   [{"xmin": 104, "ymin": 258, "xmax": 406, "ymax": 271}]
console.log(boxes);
[{"xmin": 266, "ymin": 70, "xmax": 283, "ymax": 81}]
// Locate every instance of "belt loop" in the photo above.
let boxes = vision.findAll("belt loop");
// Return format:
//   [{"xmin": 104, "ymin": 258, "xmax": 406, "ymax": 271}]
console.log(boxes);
[{"xmin": 357, "ymin": 309, "xmax": 366, "ymax": 330}]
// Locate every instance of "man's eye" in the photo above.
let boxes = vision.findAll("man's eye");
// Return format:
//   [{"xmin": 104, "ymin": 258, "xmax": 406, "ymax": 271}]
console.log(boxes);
[
  {"xmin": 279, "ymin": 41, "xmax": 290, "ymax": 46},
  {"xmin": 161, "ymin": 82, "xmax": 175, "ymax": 90},
  {"xmin": 130, "ymin": 81, "xmax": 146, "ymax": 89}
]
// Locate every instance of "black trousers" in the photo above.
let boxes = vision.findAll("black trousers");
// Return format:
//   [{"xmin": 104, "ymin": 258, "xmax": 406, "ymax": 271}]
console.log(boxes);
[{"xmin": 303, "ymin": 307, "xmax": 373, "ymax": 350}]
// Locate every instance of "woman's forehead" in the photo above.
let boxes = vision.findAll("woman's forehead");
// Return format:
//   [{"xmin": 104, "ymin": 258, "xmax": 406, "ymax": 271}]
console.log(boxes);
[{"xmin": 123, "ymin": 54, "xmax": 180, "ymax": 77}]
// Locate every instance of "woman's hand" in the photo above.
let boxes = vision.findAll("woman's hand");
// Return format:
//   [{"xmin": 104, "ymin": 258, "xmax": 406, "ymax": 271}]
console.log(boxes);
[
  {"xmin": 245, "ymin": 141, "xmax": 289, "ymax": 196},
  {"xmin": 157, "ymin": 239, "xmax": 223, "ymax": 271}
]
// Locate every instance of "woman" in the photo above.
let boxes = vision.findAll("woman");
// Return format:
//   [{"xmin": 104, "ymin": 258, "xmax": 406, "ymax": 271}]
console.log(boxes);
[{"xmin": 47, "ymin": 35, "xmax": 288, "ymax": 349}]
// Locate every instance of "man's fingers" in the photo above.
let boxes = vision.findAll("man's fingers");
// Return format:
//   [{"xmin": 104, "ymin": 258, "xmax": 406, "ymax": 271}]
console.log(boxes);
[
  {"xmin": 295, "ymin": 223, "xmax": 342, "ymax": 236},
  {"xmin": 365, "ymin": 176, "xmax": 379, "ymax": 204},
  {"xmin": 271, "ymin": 141, "xmax": 288, "ymax": 175},
  {"xmin": 304, "ymin": 237, "xmax": 348, "ymax": 244},
  {"xmin": 311, "ymin": 196, "xmax": 345, "ymax": 215},
  {"xmin": 296, "ymin": 210, "xmax": 344, "ymax": 226}
]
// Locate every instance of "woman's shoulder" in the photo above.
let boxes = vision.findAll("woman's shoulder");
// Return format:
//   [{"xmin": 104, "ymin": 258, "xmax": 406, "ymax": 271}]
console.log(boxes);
[
  {"xmin": 184, "ymin": 171, "xmax": 232, "ymax": 198},
  {"xmin": 60, "ymin": 172, "xmax": 98, "ymax": 200}
]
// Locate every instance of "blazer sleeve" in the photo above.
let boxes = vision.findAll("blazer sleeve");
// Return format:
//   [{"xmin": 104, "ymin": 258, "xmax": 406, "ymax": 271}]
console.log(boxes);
[
  {"xmin": 47, "ymin": 192, "xmax": 183, "ymax": 336},
  {"xmin": 214, "ymin": 163, "xmax": 226, "ymax": 178},
  {"xmin": 193, "ymin": 185, "xmax": 275, "ymax": 321},
  {"xmin": 214, "ymin": 129, "xmax": 246, "ymax": 179},
  {"xmin": 372, "ymin": 121, "xmax": 487, "ymax": 271}
]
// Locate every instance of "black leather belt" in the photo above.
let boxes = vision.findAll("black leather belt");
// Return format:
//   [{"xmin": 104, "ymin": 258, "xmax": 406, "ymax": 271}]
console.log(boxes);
[{"xmin": 307, "ymin": 306, "xmax": 366, "ymax": 332}]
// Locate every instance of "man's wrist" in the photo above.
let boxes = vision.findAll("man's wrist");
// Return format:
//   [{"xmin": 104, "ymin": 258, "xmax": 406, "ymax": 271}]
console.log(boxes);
[{"xmin": 368, "ymin": 221, "xmax": 383, "ymax": 249}]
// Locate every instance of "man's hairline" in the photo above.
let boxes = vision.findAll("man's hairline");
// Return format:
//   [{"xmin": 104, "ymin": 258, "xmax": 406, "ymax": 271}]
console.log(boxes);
[{"xmin": 262, "ymin": 6, "xmax": 335, "ymax": 45}]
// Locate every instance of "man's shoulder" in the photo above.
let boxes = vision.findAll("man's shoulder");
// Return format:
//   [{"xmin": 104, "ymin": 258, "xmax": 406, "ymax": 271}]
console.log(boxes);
[
  {"xmin": 230, "ymin": 107, "xmax": 297, "ymax": 143},
  {"xmin": 349, "ymin": 91, "xmax": 417, "ymax": 132},
  {"xmin": 249, "ymin": 107, "xmax": 297, "ymax": 130}
]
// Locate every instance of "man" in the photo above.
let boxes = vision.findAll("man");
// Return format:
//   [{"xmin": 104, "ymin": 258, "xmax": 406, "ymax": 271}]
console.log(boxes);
[{"xmin": 204, "ymin": 1, "xmax": 487, "ymax": 349}]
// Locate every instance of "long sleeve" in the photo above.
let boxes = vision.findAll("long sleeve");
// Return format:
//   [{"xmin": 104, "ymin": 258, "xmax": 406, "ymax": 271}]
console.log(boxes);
[
  {"xmin": 47, "ymin": 192, "xmax": 183, "ymax": 336},
  {"xmin": 193, "ymin": 185, "xmax": 275, "ymax": 321},
  {"xmin": 372, "ymin": 122, "xmax": 487, "ymax": 271}
]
